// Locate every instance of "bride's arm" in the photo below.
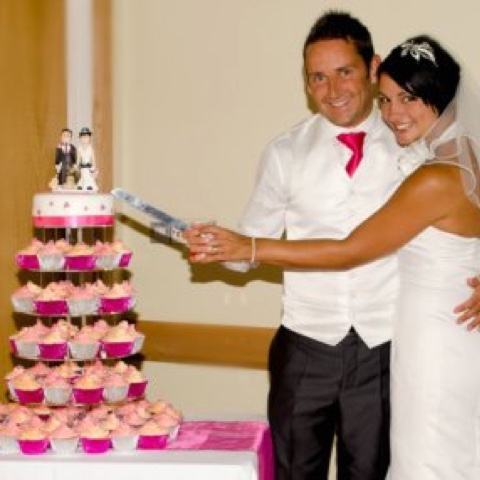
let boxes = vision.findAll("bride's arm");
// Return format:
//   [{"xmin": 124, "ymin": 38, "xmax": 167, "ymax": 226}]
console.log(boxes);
[{"xmin": 186, "ymin": 165, "xmax": 460, "ymax": 269}]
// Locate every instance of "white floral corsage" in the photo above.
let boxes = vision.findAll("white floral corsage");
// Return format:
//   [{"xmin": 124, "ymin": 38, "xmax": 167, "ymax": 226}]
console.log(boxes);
[{"xmin": 397, "ymin": 141, "xmax": 434, "ymax": 177}]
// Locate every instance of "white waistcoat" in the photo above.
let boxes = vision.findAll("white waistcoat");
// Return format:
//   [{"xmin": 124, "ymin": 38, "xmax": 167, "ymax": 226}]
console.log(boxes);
[{"xmin": 239, "ymin": 109, "xmax": 403, "ymax": 347}]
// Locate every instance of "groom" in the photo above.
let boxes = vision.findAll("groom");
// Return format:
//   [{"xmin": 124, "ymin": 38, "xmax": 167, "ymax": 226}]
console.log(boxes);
[{"xmin": 227, "ymin": 10, "xmax": 480, "ymax": 480}]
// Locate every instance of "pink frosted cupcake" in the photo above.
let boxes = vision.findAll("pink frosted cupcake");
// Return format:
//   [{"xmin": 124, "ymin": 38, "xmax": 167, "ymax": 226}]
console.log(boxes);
[
  {"xmin": 44, "ymin": 373, "xmax": 72, "ymax": 405},
  {"xmin": 12, "ymin": 374, "xmax": 44, "ymax": 404},
  {"xmin": 16, "ymin": 239, "xmax": 43, "ymax": 269},
  {"xmin": 11, "ymin": 281, "xmax": 41, "ymax": 313},
  {"xmin": 38, "ymin": 329, "xmax": 68, "ymax": 360},
  {"xmin": 0, "ymin": 421, "xmax": 21, "ymax": 452},
  {"xmin": 54, "ymin": 361, "xmax": 82, "ymax": 384},
  {"xmin": 18, "ymin": 426, "xmax": 50, "ymax": 455},
  {"xmin": 102, "ymin": 324, "xmax": 135, "ymax": 358},
  {"xmin": 103, "ymin": 373, "xmax": 129, "ymax": 403},
  {"xmin": 37, "ymin": 240, "xmax": 65, "ymax": 271},
  {"xmin": 124, "ymin": 367, "xmax": 148, "ymax": 399},
  {"xmin": 100, "ymin": 281, "xmax": 136, "ymax": 314},
  {"xmin": 137, "ymin": 420, "xmax": 170, "ymax": 450},
  {"xmin": 67, "ymin": 285, "xmax": 99, "ymax": 316},
  {"xmin": 69, "ymin": 328, "xmax": 100, "ymax": 360},
  {"xmin": 78, "ymin": 422, "xmax": 111, "ymax": 454},
  {"xmin": 64, "ymin": 243, "xmax": 96, "ymax": 270},
  {"xmin": 13, "ymin": 329, "xmax": 41, "ymax": 359},
  {"xmin": 34, "ymin": 282, "xmax": 71, "ymax": 316},
  {"xmin": 73, "ymin": 375, "xmax": 104, "ymax": 404},
  {"xmin": 111, "ymin": 240, "xmax": 133, "ymax": 267},
  {"xmin": 110, "ymin": 423, "xmax": 138, "ymax": 451},
  {"xmin": 94, "ymin": 241, "xmax": 122, "ymax": 270},
  {"xmin": 49, "ymin": 424, "xmax": 79, "ymax": 454}
]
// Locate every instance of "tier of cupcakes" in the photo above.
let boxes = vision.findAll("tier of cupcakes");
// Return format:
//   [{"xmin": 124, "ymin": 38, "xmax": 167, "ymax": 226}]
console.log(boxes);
[
  {"xmin": 16, "ymin": 239, "xmax": 132, "ymax": 271},
  {"xmin": 10, "ymin": 319, "xmax": 145, "ymax": 361},
  {"xmin": 7, "ymin": 360, "xmax": 149, "ymax": 406},
  {"xmin": 0, "ymin": 399, "xmax": 181, "ymax": 454},
  {"xmin": 12, "ymin": 280, "xmax": 136, "ymax": 316}
]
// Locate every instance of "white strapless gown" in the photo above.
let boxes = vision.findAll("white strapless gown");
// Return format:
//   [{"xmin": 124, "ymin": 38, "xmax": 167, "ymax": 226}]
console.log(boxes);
[{"xmin": 388, "ymin": 227, "xmax": 480, "ymax": 479}]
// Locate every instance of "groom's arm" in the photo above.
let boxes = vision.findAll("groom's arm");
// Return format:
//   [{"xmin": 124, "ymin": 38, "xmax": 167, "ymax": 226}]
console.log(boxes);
[{"xmin": 454, "ymin": 276, "xmax": 480, "ymax": 330}]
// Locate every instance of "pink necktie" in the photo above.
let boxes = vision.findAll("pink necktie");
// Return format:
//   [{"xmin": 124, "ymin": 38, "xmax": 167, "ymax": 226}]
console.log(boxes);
[{"xmin": 337, "ymin": 132, "xmax": 366, "ymax": 176}]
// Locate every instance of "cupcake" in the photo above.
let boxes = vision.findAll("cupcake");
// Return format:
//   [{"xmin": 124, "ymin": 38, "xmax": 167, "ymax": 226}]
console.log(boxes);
[
  {"xmin": 78, "ymin": 423, "xmax": 111, "ymax": 454},
  {"xmin": 38, "ymin": 329, "xmax": 68, "ymax": 360},
  {"xmin": 12, "ymin": 374, "xmax": 44, "ymax": 404},
  {"xmin": 43, "ymin": 373, "xmax": 72, "ymax": 405},
  {"xmin": 64, "ymin": 243, "xmax": 96, "ymax": 270},
  {"xmin": 110, "ymin": 423, "xmax": 138, "ymax": 452},
  {"xmin": 100, "ymin": 281, "xmax": 136, "ymax": 314},
  {"xmin": 5, "ymin": 366, "xmax": 26, "ymax": 400},
  {"xmin": 102, "ymin": 324, "xmax": 135, "ymax": 358},
  {"xmin": 18, "ymin": 426, "xmax": 50, "ymax": 455},
  {"xmin": 137, "ymin": 420, "xmax": 170, "ymax": 450},
  {"xmin": 73, "ymin": 374, "xmax": 104, "ymax": 404},
  {"xmin": 11, "ymin": 281, "xmax": 41, "ymax": 313},
  {"xmin": 37, "ymin": 240, "xmax": 65, "ymax": 270},
  {"xmin": 94, "ymin": 241, "xmax": 122, "ymax": 270},
  {"xmin": 67, "ymin": 285, "xmax": 99, "ymax": 316},
  {"xmin": 49, "ymin": 424, "xmax": 79, "ymax": 454},
  {"xmin": 69, "ymin": 328, "xmax": 100, "ymax": 360},
  {"xmin": 0, "ymin": 421, "xmax": 21, "ymax": 452},
  {"xmin": 103, "ymin": 374, "xmax": 129, "ymax": 403},
  {"xmin": 15, "ymin": 239, "xmax": 43, "ymax": 270},
  {"xmin": 111, "ymin": 240, "xmax": 133, "ymax": 267},
  {"xmin": 34, "ymin": 282, "xmax": 71, "ymax": 316},
  {"xmin": 124, "ymin": 367, "xmax": 148, "ymax": 399}
]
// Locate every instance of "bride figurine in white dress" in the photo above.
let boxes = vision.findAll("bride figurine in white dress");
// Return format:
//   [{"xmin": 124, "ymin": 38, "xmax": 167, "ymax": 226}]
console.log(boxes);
[
  {"xmin": 76, "ymin": 127, "xmax": 99, "ymax": 192},
  {"xmin": 186, "ymin": 36, "xmax": 480, "ymax": 479}
]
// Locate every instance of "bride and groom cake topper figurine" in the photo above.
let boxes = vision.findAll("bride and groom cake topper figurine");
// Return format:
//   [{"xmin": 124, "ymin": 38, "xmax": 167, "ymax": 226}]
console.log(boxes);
[{"xmin": 50, "ymin": 127, "xmax": 99, "ymax": 193}]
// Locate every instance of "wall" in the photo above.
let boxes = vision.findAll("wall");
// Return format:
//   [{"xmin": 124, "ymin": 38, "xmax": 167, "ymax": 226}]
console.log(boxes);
[{"xmin": 113, "ymin": 0, "xmax": 480, "ymax": 418}]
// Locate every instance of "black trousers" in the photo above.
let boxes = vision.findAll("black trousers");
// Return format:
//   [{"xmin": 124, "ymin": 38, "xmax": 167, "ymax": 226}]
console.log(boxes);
[{"xmin": 268, "ymin": 326, "xmax": 390, "ymax": 480}]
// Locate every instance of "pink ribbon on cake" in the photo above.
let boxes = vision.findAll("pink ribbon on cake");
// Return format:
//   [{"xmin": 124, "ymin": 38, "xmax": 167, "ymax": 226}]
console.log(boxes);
[
  {"xmin": 167, "ymin": 420, "xmax": 274, "ymax": 480},
  {"xmin": 33, "ymin": 215, "xmax": 115, "ymax": 228}
]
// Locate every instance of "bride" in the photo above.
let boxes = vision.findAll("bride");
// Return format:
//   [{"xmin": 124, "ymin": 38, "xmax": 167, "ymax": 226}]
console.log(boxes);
[{"xmin": 186, "ymin": 36, "xmax": 480, "ymax": 479}]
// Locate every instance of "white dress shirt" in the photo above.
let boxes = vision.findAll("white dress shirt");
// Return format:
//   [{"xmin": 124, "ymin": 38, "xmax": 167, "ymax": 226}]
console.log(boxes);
[{"xmin": 238, "ymin": 108, "xmax": 403, "ymax": 347}]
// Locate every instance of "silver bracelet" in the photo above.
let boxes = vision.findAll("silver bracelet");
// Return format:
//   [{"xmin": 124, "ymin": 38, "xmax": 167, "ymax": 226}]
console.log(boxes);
[{"xmin": 250, "ymin": 236, "xmax": 257, "ymax": 267}]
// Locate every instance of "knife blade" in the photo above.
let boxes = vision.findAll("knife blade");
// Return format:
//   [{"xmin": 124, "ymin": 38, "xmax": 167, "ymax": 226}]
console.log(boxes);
[{"xmin": 111, "ymin": 188, "xmax": 188, "ymax": 233}]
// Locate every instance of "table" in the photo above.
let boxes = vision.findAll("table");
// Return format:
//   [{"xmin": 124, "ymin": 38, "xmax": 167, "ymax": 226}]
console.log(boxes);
[{"xmin": 0, "ymin": 420, "xmax": 273, "ymax": 480}]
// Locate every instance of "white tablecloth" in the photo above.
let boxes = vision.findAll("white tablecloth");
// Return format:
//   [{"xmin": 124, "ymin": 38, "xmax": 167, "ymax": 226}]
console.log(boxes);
[{"xmin": 0, "ymin": 449, "xmax": 258, "ymax": 480}]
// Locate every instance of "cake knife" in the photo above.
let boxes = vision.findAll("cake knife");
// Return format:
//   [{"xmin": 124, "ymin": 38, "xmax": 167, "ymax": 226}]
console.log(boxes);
[
  {"xmin": 111, "ymin": 187, "xmax": 251, "ymax": 271},
  {"xmin": 111, "ymin": 188, "xmax": 188, "ymax": 235}
]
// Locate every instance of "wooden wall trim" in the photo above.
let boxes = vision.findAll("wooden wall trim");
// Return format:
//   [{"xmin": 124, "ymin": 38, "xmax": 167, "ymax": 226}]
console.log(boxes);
[{"xmin": 138, "ymin": 321, "xmax": 276, "ymax": 370}]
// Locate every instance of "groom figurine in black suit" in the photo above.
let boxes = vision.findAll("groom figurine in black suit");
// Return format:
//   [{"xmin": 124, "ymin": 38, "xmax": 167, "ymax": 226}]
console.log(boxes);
[{"xmin": 55, "ymin": 128, "xmax": 77, "ymax": 187}]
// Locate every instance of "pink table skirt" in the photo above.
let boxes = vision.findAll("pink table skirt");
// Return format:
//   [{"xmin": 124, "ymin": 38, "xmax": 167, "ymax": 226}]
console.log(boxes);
[{"xmin": 167, "ymin": 420, "xmax": 274, "ymax": 480}]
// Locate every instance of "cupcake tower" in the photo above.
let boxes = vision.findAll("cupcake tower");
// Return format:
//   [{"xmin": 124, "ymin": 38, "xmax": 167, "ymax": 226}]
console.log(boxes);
[{"xmin": 2, "ymin": 193, "xmax": 181, "ymax": 454}]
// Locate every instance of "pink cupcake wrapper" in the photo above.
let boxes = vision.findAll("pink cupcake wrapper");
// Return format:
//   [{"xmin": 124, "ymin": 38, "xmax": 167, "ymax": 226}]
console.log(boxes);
[
  {"xmin": 65, "ymin": 255, "xmax": 96, "ymax": 270},
  {"xmin": 118, "ymin": 252, "xmax": 132, "ymax": 267},
  {"xmin": 100, "ymin": 297, "xmax": 135, "ymax": 314},
  {"xmin": 15, "ymin": 388, "xmax": 44, "ymax": 404},
  {"xmin": 127, "ymin": 380, "xmax": 148, "ymax": 399},
  {"xmin": 16, "ymin": 254, "xmax": 40, "ymax": 270},
  {"xmin": 34, "ymin": 300, "xmax": 68, "ymax": 316},
  {"xmin": 39, "ymin": 342, "xmax": 68, "ymax": 360},
  {"xmin": 81, "ymin": 437, "xmax": 111, "ymax": 454},
  {"xmin": 102, "ymin": 341, "xmax": 134, "ymax": 358},
  {"xmin": 137, "ymin": 434, "xmax": 168, "ymax": 450},
  {"xmin": 18, "ymin": 438, "xmax": 50, "ymax": 455},
  {"xmin": 73, "ymin": 387, "xmax": 104, "ymax": 404}
]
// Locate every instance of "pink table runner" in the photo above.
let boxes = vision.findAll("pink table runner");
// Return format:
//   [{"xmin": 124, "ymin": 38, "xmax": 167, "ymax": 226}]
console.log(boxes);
[{"xmin": 167, "ymin": 420, "xmax": 274, "ymax": 480}]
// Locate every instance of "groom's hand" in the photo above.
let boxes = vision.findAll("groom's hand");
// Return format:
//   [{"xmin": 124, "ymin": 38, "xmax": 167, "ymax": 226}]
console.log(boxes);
[{"xmin": 454, "ymin": 276, "xmax": 480, "ymax": 330}]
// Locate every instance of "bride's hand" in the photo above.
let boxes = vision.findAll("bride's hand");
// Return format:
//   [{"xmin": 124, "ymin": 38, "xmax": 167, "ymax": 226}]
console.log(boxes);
[{"xmin": 183, "ymin": 225, "xmax": 251, "ymax": 263}]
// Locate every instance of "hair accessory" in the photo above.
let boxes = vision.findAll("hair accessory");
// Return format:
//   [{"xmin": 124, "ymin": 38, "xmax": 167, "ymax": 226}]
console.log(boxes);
[{"xmin": 400, "ymin": 41, "xmax": 437, "ymax": 66}]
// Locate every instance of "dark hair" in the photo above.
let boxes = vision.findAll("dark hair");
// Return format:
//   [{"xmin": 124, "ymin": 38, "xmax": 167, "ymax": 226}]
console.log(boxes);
[
  {"xmin": 61, "ymin": 128, "xmax": 72, "ymax": 135},
  {"xmin": 303, "ymin": 10, "xmax": 374, "ymax": 69},
  {"xmin": 377, "ymin": 35, "xmax": 460, "ymax": 114}
]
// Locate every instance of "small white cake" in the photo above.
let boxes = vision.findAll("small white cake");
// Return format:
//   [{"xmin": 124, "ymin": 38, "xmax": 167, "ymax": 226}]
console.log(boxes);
[{"xmin": 33, "ymin": 192, "xmax": 114, "ymax": 228}]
